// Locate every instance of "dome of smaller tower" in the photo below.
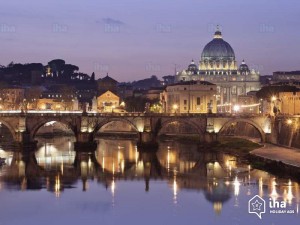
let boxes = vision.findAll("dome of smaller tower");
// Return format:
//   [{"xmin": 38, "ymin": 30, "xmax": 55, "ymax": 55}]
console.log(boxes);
[
  {"xmin": 239, "ymin": 60, "xmax": 250, "ymax": 73},
  {"xmin": 187, "ymin": 60, "xmax": 198, "ymax": 74}
]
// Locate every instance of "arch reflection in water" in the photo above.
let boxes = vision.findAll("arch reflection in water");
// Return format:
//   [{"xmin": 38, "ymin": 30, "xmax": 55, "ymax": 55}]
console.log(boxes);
[{"xmin": 0, "ymin": 137, "xmax": 299, "ymax": 216}]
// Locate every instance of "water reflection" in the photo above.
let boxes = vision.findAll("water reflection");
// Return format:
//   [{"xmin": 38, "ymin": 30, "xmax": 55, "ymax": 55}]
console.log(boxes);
[{"xmin": 0, "ymin": 137, "xmax": 299, "ymax": 218}]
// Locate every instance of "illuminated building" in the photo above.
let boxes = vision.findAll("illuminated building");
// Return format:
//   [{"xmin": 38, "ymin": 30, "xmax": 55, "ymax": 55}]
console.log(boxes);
[
  {"xmin": 0, "ymin": 87, "xmax": 25, "ymax": 110},
  {"xmin": 161, "ymin": 81, "xmax": 217, "ymax": 113},
  {"xmin": 176, "ymin": 27, "xmax": 261, "ymax": 108},
  {"xmin": 273, "ymin": 71, "xmax": 300, "ymax": 82},
  {"xmin": 278, "ymin": 91, "xmax": 300, "ymax": 115},
  {"xmin": 97, "ymin": 90, "xmax": 120, "ymax": 112}
]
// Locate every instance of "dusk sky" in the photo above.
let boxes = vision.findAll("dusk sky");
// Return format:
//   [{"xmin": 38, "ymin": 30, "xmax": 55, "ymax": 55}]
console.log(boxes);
[{"xmin": 0, "ymin": 0, "xmax": 299, "ymax": 81}]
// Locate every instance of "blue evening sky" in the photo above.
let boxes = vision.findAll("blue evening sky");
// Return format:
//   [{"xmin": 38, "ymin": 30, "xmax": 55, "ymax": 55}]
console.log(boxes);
[{"xmin": 0, "ymin": 0, "xmax": 299, "ymax": 81}]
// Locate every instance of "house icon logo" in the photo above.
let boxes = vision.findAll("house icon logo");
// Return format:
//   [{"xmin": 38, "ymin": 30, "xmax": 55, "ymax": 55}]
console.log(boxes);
[{"xmin": 248, "ymin": 195, "xmax": 266, "ymax": 219}]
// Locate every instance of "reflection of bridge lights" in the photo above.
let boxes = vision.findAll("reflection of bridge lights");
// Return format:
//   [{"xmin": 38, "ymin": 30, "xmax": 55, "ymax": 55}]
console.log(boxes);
[
  {"xmin": 233, "ymin": 177, "xmax": 240, "ymax": 196},
  {"xmin": 121, "ymin": 161, "xmax": 125, "ymax": 174},
  {"xmin": 167, "ymin": 150, "xmax": 170, "ymax": 172},
  {"xmin": 55, "ymin": 175, "xmax": 61, "ymax": 198},
  {"xmin": 102, "ymin": 156, "xmax": 105, "ymax": 172},
  {"xmin": 283, "ymin": 180, "xmax": 294, "ymax": 205},
  {"xmin": 61, "ymin": 162, "xmax": 64, "ymax": 175},
  {"xmin": 259, "ymin": 177, "xmax": 264, "ymax": 197},
  {"xmin": 135, "ymin": 148, "xmax": 139, "ymax": 165},
  {"xmin": 173, "ymin": 175, "xmax": 178, "ymax": 205},
  {"xmin": 270, "ymin": 178, "xmax": 278, "ymax": 200},
  {"xmin": 88, "ymin": 157, "xmax": 92, "ymax": 169},
  {"xmin": 111, "ymin": 179, "xmax": 116, "ymax": 196}
]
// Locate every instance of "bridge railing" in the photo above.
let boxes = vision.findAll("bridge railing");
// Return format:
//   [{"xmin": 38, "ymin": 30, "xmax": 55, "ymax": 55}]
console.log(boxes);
[{"xmin": 0, "ymin": 110, "xmax": 263, "ymax": 118}]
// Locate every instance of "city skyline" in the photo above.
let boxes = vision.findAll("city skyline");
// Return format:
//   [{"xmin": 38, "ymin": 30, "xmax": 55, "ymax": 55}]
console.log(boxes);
[{"xmin": 1, "ymin": 0, "xmax": 300, "ymax": 81}]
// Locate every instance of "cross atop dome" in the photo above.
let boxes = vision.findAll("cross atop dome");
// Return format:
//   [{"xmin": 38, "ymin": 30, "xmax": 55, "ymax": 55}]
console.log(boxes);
[{"xmin": 214, "ymin": 25, "xmax": 222, "ymax": 39}]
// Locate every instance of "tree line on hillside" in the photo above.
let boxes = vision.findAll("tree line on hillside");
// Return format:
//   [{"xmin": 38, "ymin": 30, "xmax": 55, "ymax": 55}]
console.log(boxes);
[{"xmin": 0, "ymin": 59, "xmax": 95, "ymax": 85}]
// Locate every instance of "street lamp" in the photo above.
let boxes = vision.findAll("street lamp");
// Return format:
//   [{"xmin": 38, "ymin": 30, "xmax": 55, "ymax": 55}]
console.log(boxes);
[
  {"xmin": 233, "ymin": 105, "xmax": 240, "ymax": 113},
  {"xmin": 287, "ymin": 119, "xmax": 293, "ymax": 125}
]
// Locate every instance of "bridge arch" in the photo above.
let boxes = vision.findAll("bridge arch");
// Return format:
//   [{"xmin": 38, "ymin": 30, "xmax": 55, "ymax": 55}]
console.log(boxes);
[
  {"xmin": 158, "ymin": 118, "xmax": 204, "ymax": 137},
  {"xmin": 0, "ymin": 119, "xmax": 17, "ymax": 141},
  {"xmin": 218, "ymin": 118, "xmax": 265, "ymax": 142},
  {"xmin": 94, "ymin": 118, "xmax": 139, "ymax": 134},
  {"xmin": 30, "ymin": 119, "xmax": 76, "ymax": 141}
]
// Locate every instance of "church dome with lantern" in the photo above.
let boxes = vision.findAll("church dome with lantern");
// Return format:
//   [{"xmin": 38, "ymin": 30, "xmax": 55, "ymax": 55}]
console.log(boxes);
[{"xmin": 199, "ymin": 27, "xmax": 237, "ymax": 75}]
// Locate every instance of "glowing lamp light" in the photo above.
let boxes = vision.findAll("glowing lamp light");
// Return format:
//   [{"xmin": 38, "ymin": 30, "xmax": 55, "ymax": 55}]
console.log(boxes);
[
  {"xmin": 233, "ymin": 105, "xmax": 240, "ymax": 112},
  {"xmin": 287, "ymin": 119, "xmax": 293, "ymax": 125},
  {"xmin": 271, "ymin": 96, "xmax": 277, "ymax": 102},
  {"xmin": 173, "ymin": 104, "xmax": 178, "ymax": 110}
]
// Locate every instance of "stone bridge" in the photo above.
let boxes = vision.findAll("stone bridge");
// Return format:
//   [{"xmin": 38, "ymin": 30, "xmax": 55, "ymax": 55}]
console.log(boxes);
[{"xmin": 0, "ymin": 112, "xmax": 272, "ymax": 149}]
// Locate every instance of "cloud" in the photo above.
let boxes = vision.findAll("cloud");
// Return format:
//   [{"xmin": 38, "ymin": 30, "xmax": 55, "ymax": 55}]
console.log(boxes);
[{"xmin": 101, "ymin": 18, "xmax": 125, "ymax": 25}]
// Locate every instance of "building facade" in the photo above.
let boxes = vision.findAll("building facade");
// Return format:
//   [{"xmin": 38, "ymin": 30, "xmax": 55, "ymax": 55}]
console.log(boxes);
[
  {"xmin": 278, "ymin": 92, "xmax": 300, "ymax": 115},
  {"xmin": 273, "ymin": 71, "xmax": 300, "ymax": 82},
  {"xmin": 161, "ymin": 81, "xmax": 217, "ymax": 113},
  {"xmin": 176, "ymin": 28, "xmax": 261, "ymax": 108},
  {"xmin": 97, "ymin": 90, "xmax": 120, "ymax": 112},
  {"xmin": 0, "ymin": 87, "xmax": 25, "ymax": 110}
]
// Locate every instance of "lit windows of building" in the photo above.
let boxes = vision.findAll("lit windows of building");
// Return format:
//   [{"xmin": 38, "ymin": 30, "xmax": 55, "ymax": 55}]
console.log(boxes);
[
  {"xmin": 175, "ymin": 27, "xmax": 261, "ymax": 109},
  {"xmin": 161, "ymin": 81, "xmax": 217, "ymax": 113}
]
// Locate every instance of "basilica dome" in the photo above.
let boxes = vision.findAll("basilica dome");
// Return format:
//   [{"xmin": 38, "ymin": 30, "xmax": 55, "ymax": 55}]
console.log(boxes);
[
  {"xmin": 199, "ymin": 28, "xmax": 237, "ymax": 74},
  {"xmin": 201, "ymin": 30, "xmax": 235, "ymax": 60}
]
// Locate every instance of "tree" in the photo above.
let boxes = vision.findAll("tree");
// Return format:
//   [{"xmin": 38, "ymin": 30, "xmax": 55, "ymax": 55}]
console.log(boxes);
[
  {"xmin": 48, "ymin": 59, "xmax": 66, "ymax": 78},
  {"xmin": 91, "ymin": 72, "xmax": 95, "ymax": 81},
  {"xmin": 63, "ymin": 64, "xmax": 79, "ymax": 80}
]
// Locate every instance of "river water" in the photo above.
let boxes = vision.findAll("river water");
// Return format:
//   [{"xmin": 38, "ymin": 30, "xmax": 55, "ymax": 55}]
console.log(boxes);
[{"xmin": 0, "ymin": 136, "xmax": 299, "ymax": 225}]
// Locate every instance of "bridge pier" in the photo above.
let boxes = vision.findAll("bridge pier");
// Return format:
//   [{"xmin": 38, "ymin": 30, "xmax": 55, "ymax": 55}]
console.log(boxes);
[
  {"xmin": 15, "ymin": 132, "xmax": 37, "ymax": 151},
  {"xmin": 74, "ymin": 132, "xmax": 97, "ymax": 152},
  {"xmin": 204, "ymin": 132, "xmax": 218, "ymax": 143},
  {"xmin": 137, "ymin": 132, "xmax": 158, "ymax": 151}
]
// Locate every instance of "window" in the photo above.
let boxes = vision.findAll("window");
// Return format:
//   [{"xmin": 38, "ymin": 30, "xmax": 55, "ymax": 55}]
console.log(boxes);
[
  {"xmin": 184, "ymin": 100, "xmax": 187, "ymax": 105},
  {"xmin": 197, "ymin": 97, "xmax": 201, "ymax": 105}
]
